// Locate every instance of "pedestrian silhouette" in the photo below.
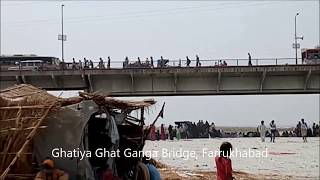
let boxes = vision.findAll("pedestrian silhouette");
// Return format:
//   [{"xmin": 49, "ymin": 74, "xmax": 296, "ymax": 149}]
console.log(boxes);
[
  {"xmin": 248, "ymin": 53, "xmax": 252, "ymax": 66},
  {"xmin": 107, "ymin": 56, "xmax": 111, "ymax": 69},
  {"xmin": 150, "ymin": 56, "xmax": 154, "ymax": 67},
  {"xmin": 196, "ymin": 55, "xmax": 200, "ymax": 67},
  {"xmin": 186, "ymin": 56, "xmax": 191, "ymax": 67}
]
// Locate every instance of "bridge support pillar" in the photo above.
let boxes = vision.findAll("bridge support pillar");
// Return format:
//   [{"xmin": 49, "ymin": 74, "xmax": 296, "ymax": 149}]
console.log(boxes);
[
  {"xmin": 82, "ymin": 73, "xmax": 93, "ymax": 92},
  {"xmin": 217, "ymin": 71, "xmax": 221, "ymax": 92},
  {"xmin": 260, "ymin": 70, "xmax": 267, "ymax": 92},
  {"xmin": 87, "ymin": 74, "xmax": 93, "ymax": 92},
  {"xmin": 15, "ymin": 75, "xmax": 23, "ymax": 84},
  {"xmin": 21, "ymin": 76, "xmax": 27, "ymax": 84},
  {"xmin": 130, "ymin": 73, "xmax": 135, "ymax": 93},
  {"xmin": 174, "ymin": 73, "xmax": 178, "ymax": 93},
  {"xmin": 51, "ymin": 74, "xmax": 58, "ymax": 88},
  {"xmin": 304, "ymin": 70, "xmax": 312, "ymax": 90}
]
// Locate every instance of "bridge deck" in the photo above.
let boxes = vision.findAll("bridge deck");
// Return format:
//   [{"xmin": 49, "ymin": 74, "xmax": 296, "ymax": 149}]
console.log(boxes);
[{"xmin": 1, "ymin": 65, "xmax": 319, "ymax": 96}]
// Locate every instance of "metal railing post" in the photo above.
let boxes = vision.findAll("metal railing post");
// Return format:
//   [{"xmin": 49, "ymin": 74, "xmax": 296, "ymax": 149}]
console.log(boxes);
[
  {"xmin": 276, "ymin": 58, "xmax": 278, "ymax": 65},
  {"xmin": 237, "ymin": 59, "xmax": 239, "ymax": 66}
]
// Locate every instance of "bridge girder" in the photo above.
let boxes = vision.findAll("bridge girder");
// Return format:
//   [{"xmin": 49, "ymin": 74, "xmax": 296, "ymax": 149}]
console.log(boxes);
[{"xmin": 1, "ymin": 65, "xmax": 319, "ymax": 96}]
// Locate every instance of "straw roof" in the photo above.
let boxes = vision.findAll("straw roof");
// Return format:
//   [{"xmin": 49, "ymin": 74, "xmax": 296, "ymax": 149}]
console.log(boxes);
[
  {"xmin": 0, "ymin": 84, "xmax": 65, "ymax": 179},
  {"xmin": 0, "ymin": 84, "xmax": 57, "ymax": 107},
  {"xmin": 0, "ymin": 84, "xmax": 155, "ymax": 179},
  {"xmin": 79, "ymin": 92, "xmax": 156, "ymax": 110}
]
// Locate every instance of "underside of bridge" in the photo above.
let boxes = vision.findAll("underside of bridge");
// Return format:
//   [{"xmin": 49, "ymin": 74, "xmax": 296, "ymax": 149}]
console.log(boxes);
[{"xmin": 1, "ymin": 65, "xmax": 319, "ymax": 96}]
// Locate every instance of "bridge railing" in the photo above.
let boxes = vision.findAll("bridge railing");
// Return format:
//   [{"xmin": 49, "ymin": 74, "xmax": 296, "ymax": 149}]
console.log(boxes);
[
  {"xmin": 85, "ymin": 57, "xmax": 299, "ymax": 69},
  {"xmin": 1, "ymin": 57, "xmax": 304, "ymax": 72}
]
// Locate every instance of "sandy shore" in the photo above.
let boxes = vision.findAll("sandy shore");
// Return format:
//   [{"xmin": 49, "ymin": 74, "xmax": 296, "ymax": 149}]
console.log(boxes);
[
  {"xmin": 158, "ymin": 167, "xmax": 318, "ymax": 180},
  {"xmin": 144, "ymin": 137, "xmax": 319, "ymax": 179},
  {"xmin": 158, "ymin": 168, "xmax": 300, "ymax": 180}
]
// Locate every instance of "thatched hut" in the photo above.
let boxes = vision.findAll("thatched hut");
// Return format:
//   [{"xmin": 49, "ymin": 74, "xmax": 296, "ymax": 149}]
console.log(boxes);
[{"xmin": 0, "ymin": 84, "xmax": 156, "ymax": 180}]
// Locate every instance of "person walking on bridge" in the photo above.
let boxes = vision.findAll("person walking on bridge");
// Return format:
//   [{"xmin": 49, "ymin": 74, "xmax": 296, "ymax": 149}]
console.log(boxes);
[
  {"xmin": 89, "ymin": 60, "xmax": 94, "ymax": 69},
  {"xmin": 79, "ymin": 60, "xmax": 83, "ymax": 70},
  {"xmin": 196, "ymin": 55, "xmax": 201, "ymax": 67},
  {"xmin": 99, "ymin": 57, "xmax": 105, "ymax": 69},
  {"xmin": 248, "ymin": 53, "xmax": 252, "ymax": 66},
  {"xmin": 186, "ymin": 56, "xmax": 191, "ymax": 67},
  {"xmin": 107, "ymin": 56, "xmax": 111, "ymax": 69},
  {"xmin": 223, "ymin": 60, "xmax": 228, "ymax": 66},
  {"xmin": 150, "ymin": 56, "xmax": 154, "ymax": 68},
  {"xmin": 123, "ymin": 56, "xmax": 129, "ymax": 68},
  {"xmin": 137, "ymin": 57, "xmax": 141, "ymax": 65},
  {"xmin": 84, "ymin": 58, "xmax": 88, "ymax": 69},
  {"xmin": 258, "ymin": 121, "xmax": 267, "ymax": 142},
  {"xmin": 72, "ymin": 58, "xmax": 76, "ymax": 70},
  {"xmin": 160, "ymin": 56, "xmax": 164, "ymax": 67}
]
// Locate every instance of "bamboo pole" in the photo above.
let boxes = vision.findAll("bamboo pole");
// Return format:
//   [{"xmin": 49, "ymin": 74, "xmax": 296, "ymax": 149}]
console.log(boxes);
[
  {"xmin": 0, "ymin": 117, "xmax": 39, "ymax": 122},
  {"xmin": 2, "ymin": 90, "xmax": 45, "ymax": 99},
  {"xmin": 0, "ymin": 126, "xmax": 47, "ymax": 134},
  {"xmin": 0, "ymin": 105, "xmax": 51, "ymax": 110},
  {"xmin": 0, "ymin": 85, "xmax": 26, "ymax": 93},
  {"xmin": 0, "ymin": 107, "xmax": 23, "ymax": 170}
]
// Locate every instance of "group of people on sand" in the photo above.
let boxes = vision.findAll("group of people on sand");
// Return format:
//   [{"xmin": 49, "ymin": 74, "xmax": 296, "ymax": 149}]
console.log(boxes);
[
  {"xmin": 295, "ymin": 121, "xmax": 319, "ymax": 137},
  {"xmin": 148, "ymin": 121, "xmax": 220, "ymax": 141},
  {"xmin": 215, "ymin": 119, "xmax": 319, "ymax": 180},
  {"xmin": 150, "ymin": 123, "xmax": 235, "ymax": 180},
  {"xmin": 257, "ymin": 118, "xmax": 317, "ymax": 143},
  {"xmin": 257, "ymin": 120, "xmax": 277, "ymax": 143}
]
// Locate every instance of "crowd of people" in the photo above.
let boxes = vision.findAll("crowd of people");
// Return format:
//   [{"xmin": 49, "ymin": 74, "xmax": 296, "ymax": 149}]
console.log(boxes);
[
  {"xmin": 60, "ymin": 53, "xmax": 256, "ymax": 70},
  {"xmin": 257, "ymin": 119, "xmax": 320, "ymax": 143},
  {"xmin": 216, "ymin": 118, "xmax": 319, "ymax": 180},
  {"xmin": 148, "ymin": 119, "xmax": 320, "ymax": 142},
  {"xmin": 65, "ymin": 57, "xmax": 111, "ymax": 70},
  {"xmin": 148, "ymin": 120, "xmax": 223, "ymax": 141}
]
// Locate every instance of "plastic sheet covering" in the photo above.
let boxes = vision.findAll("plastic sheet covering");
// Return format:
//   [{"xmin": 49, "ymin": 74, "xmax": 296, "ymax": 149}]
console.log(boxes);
[
  {"xmin": 107, "ymin": 115, "xmax": 120, "ymax": 176},
  {"xmin": 33, "ymin": 100, "xmax": 98, "ymax": 180}
]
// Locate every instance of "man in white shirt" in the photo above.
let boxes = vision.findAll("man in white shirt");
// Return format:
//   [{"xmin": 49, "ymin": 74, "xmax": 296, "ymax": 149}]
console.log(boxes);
[
  {"xmin": 301, "ymin": 118, "xmax": 308, "ymax": 143},
  {"xmin": 258, "ymin": 120, "xmax": 267, "ymax": 142}
]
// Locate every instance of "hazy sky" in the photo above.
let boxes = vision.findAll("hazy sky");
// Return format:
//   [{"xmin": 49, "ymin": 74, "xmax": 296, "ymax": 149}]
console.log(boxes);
[
  {"xmin": 1, "ymin": 1, "xmax": 319, "ymax": 59},
  {"xmin": 1, "ymin": 1, "xmax": 319, "ymax": 127}
]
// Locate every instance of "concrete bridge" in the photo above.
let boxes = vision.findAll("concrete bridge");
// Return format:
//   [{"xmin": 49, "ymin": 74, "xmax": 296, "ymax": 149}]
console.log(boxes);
[{"xmin": 0, "ymin": 65, "xmax": 319, "ymax": 96}]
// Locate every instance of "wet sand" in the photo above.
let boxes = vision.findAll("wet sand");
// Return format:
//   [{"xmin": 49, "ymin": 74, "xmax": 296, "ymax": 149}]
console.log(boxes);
[{"xmin": 144, "ymin": 137, "xmax": 319, "ymax": 179}]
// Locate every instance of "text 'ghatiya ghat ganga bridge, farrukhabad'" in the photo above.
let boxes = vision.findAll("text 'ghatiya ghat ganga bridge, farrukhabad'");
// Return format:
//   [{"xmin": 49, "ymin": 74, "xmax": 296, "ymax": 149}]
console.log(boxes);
[{"xmin": 0, "ymin": 58, "xmax": 319, "ymax": 96}]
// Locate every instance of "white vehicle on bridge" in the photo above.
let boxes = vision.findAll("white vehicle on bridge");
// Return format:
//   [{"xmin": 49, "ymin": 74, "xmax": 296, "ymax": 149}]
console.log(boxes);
[
  {"xmin": 8, "ymin": 60, "xmax": 44, "ymax": 71},
  {"xmin": 302, "ymin": 48, "xmax": 320, "ymax": 64},
  {"xmin": 1, "ymin": 55, "xmax": 60, "ymax": 71}
]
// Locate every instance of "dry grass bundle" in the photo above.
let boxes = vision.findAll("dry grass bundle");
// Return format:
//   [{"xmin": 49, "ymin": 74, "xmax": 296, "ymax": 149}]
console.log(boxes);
[
  {"xmin": 79, "ymin": 92, "xmax": 156, "ymax": 110},
  {"xmin": 0, "ymin": 84, "xmax": 60, "ymax": 179}
]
